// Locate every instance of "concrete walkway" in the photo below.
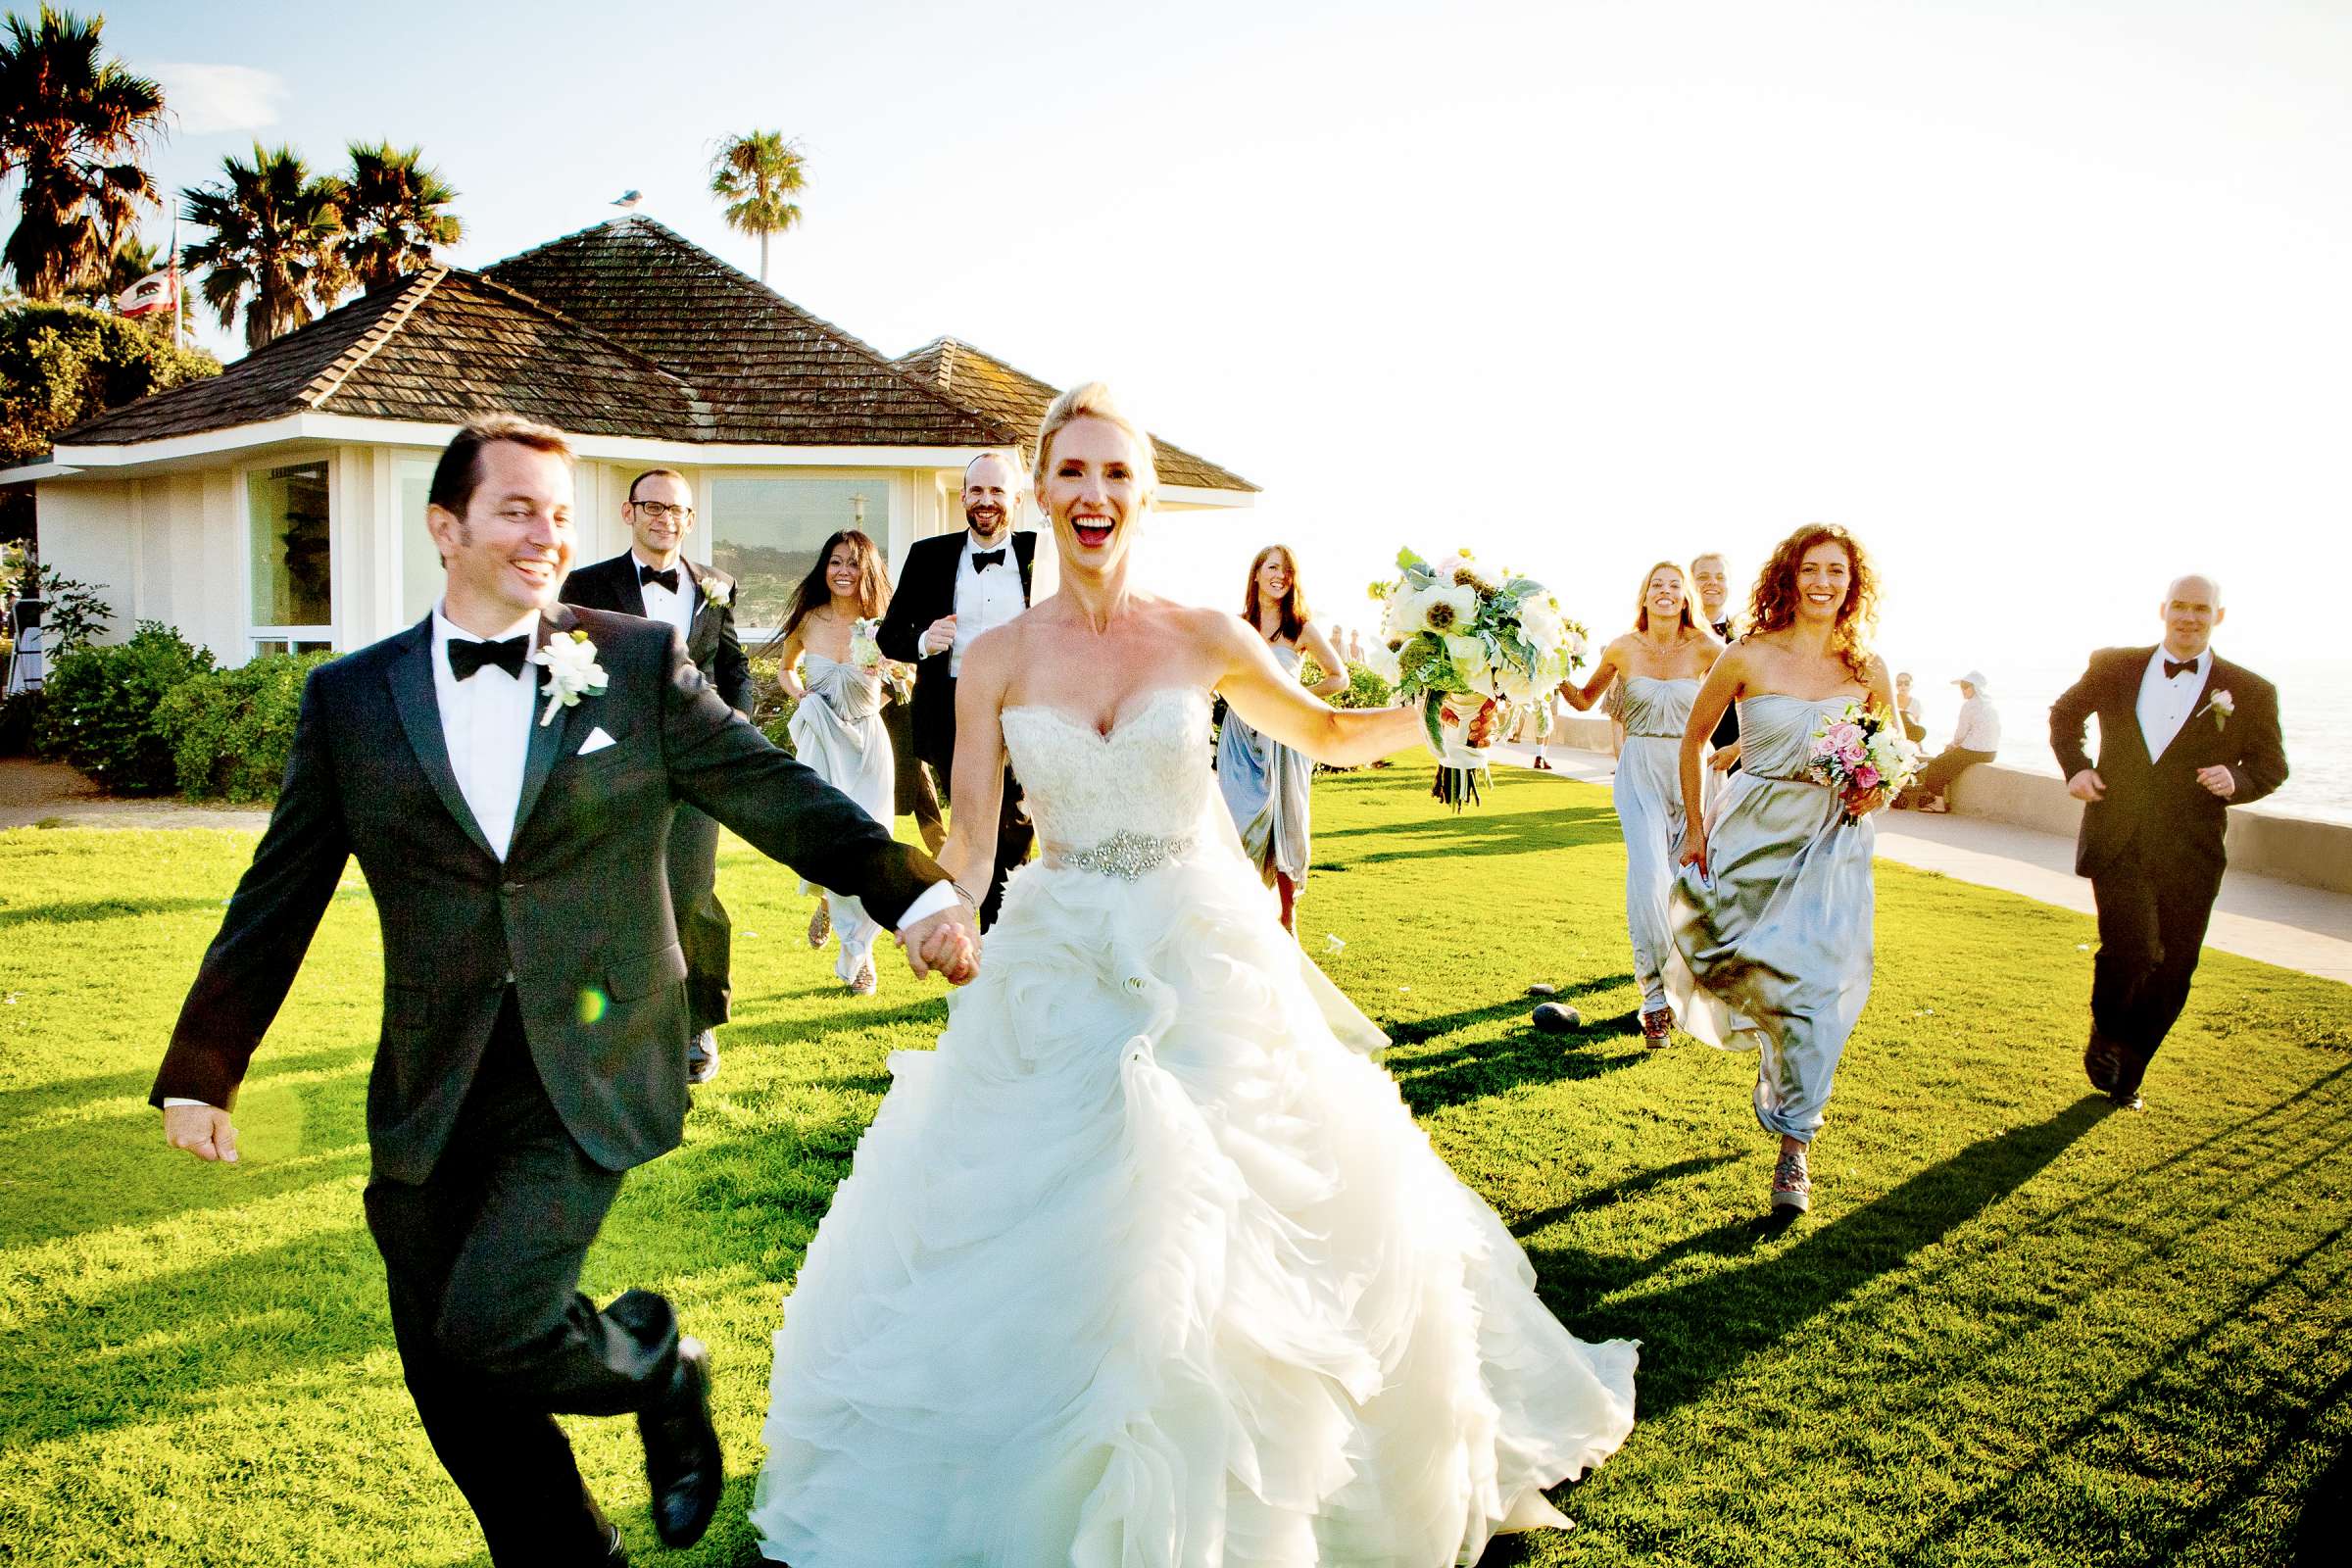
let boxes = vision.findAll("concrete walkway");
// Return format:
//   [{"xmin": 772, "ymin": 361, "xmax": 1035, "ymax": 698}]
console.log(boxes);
[
  {"xmin": 0, "ymin": 759, "xmax": 270, "ymax": 831},
  {"xmin": 1496, "ymin": 742, "xmax": 2352, "ymax": 985}
]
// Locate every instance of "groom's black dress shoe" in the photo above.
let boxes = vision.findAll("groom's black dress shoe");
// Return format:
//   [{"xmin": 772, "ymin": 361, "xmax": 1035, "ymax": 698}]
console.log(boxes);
[
  {"xmin": 2083, "ymin": 1032, "xmax": 2124, "ymax": 1094},
  {"xmin": 640, "ymin": 1336, "xmax": 721, "ymax": 1548}
]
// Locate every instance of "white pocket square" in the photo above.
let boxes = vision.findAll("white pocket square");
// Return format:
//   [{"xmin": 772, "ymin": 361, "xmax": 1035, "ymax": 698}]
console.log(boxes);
[{"xmin": 578, "ymin": 726, "xmax": 619, "ymax": 756}]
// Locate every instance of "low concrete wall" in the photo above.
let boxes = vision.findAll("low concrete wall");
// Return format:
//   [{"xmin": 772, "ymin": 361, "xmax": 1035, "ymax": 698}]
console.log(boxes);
[{"xmin": 1944, "ymin": 763, "xmax": 2352, "ymax": 896}]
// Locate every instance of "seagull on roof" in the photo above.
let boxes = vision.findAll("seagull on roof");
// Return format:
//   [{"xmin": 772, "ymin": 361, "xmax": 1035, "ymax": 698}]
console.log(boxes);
[{"xmin": 612, "ymin": 190, "xmax": 642, "ymax": 208}]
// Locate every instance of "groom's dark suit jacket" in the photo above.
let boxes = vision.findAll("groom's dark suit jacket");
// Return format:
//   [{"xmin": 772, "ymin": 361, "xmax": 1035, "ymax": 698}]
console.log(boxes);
[
  {"xmin": 2048, "ymin": 646, "xmax": 2287, "ymax": 880},
  {"xmin": 876, "ymin": 530, "xmax": 1035, "ymax": 771},
  {"xmin": 559, "ymin": 553, "xmax": 753, "ymax": 715},
  {"xmin": 151, "ymin": 605, "xmax": 946, "ymax": 1182}
]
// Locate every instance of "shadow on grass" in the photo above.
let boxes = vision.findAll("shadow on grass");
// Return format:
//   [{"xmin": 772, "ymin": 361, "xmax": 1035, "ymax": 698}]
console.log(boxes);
[
  {"xmin": 1540, "ymin": 1097, "xmax": 2111, "ymax": 1422},
  {"xmin": 1386, "ymin": 976, "xmax": 1644, "ymax": 1114},
  {"xmin": 0, "ymin": 893, "xmax": 233, "ymax": 930}
]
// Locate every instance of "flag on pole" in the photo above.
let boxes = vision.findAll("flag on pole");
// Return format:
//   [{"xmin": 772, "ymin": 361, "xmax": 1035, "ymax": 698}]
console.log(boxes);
[{"xmin": 117, "ymin": 269, "xmax": 176, "ymax": 318}]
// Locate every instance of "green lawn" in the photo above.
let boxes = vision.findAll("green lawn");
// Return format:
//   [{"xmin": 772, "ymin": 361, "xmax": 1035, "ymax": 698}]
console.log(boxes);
[{"xmin": 2, "ymin": 761, "xmax": 2348, "ymax": 1567}]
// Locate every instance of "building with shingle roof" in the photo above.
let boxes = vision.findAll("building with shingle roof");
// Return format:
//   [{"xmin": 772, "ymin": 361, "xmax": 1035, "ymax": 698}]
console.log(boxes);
[{"xmin": 8, "ymin": 217, "xmax": 1254, "ymax": 662}]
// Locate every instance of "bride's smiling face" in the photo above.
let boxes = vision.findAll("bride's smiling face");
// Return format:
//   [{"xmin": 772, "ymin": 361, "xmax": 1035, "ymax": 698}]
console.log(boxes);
[{"xmin": 1041, "ymin": 416, "xmax": 1148, "ymax": 573}]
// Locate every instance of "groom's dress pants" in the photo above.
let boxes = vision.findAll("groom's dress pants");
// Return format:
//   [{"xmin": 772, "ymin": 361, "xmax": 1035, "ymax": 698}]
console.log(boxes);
[
  {"xmin": 363, "ymin": 992, "xmax": 678, "ymax": 1564},
  {"xmin": 2090, "ymin": 846, "xmax": 2224, "ymax": 1065}
]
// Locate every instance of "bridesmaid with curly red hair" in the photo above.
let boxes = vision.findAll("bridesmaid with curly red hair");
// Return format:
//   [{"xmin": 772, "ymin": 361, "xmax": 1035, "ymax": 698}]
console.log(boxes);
[{"xmin": 1667, "ymin": 523, "xmax": 1897, "ymax": 1216}]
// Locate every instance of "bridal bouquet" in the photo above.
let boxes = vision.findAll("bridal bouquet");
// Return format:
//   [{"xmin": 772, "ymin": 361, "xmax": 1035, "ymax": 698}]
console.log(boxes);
[
  {"xmin": 849, "ymin": 616, "xmax": 883, "ymax": 671},
  {"xmin": 1805, "ymin": 700, "xmax": 1921, "ymax": 823},
  {"xmin": 1367, "ymin": 548, "xmax": 1588, "ymax": 808}
]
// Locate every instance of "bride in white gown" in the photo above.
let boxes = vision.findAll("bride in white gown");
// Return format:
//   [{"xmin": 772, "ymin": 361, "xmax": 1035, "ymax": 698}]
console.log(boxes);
[{"xmin": 751, "ymin": 384, "xmax": 1638, "ymax": 1565}]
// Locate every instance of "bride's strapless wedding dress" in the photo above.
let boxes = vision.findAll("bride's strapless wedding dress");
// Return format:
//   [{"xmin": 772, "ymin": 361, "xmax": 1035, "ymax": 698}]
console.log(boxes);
[{"xmin": 751, "ymin": 687, "xmax": 1637, "ymax": 1566}]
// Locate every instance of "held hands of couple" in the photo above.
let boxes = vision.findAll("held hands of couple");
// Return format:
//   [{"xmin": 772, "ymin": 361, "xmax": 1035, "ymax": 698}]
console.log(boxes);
[
  {"xmin": 901, "ymin": 903, "xmax": 981, "ymax": 985},
  {"xmin": 164, "ymin": 1102, "xmax": 239, "ymax": 1163},
  {"xmin": 2068, "ymin": 769, "xmax": 2106, "ymax": 802},
  {"xmin": 2195, "ymin": 764, "xmax": 2237, "ymax": 799}
]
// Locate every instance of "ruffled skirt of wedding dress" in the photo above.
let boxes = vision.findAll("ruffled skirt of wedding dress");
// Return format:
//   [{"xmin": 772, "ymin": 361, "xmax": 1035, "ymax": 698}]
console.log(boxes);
[{"xmin": 750, "ymin": 831, "xmax": 1638, "ymax": 1566}]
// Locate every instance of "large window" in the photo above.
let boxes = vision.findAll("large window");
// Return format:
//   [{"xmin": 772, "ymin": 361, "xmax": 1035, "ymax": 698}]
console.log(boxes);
[
  {"xmin": 248, "ymin": 461, "xmax": 332, "ymax": 655},
  {"xmin": 396, "ymin": 456, "xmax": 442, "ymax": 626},
  {"xmin": 709, "ymin": 473, "xmax": 888, "ymax": 631}
]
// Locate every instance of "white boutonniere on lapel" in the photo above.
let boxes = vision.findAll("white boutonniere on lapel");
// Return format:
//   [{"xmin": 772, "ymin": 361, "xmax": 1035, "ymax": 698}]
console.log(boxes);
[
  {"xmin": 701, "ymin": 574, "xmax": 730, "ymax": 609},
  {"xmin": 2195, "ymin": 689, "xmax": 2234, "ymax": 732},
  {"xmin": 533, "ymin": 628, "xmax": 609, "ymax": 726}
]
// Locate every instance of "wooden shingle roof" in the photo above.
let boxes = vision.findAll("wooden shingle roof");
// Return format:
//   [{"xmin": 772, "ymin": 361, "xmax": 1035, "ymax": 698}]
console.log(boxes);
[
  {"xmin": 63, "ymin": 265, "xmax": 710, "ymax": 444},
  {"xmin": 483, "ymin": 219, "xmax": 1017, "ymax": 448},
  {"xmin": 894, "ymin": 337, "xmax": 1257, "ymax": 493},
  {"xmin": 54, "ymin": 218, "xmax": 1251, "ymax": 495}
]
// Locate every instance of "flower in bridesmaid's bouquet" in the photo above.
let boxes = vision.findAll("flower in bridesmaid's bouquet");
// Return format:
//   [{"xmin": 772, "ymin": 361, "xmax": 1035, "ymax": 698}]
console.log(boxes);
[
  {"xmin": 1804, "ymin": 699, "xmax": 1921, "ymax": 822},
  {"xmin": 849, "ymin": 616, "xmax": 884, "ymax": 670}
]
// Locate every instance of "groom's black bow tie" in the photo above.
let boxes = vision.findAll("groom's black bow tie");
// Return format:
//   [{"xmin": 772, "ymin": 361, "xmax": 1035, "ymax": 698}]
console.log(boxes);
[
  {"xmin": 2164, "ymin": 657, "xmax": 2198, "ymax": 680},
  {"xmin": 448, "ymin": 635, "xmax": 529, "ymax": 681},
  {"xmin": 638, "ymin": 564, "xmax": 681, "ymax": 593},
  {"xmin": 969, "ymin": 549, "xmax": 1006, "ymax": 570}
]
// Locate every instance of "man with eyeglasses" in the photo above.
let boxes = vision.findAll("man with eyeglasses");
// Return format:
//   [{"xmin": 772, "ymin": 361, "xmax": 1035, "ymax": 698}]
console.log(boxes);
[{"xmin": 562, "ymin": 468, "xmax": 752, "ymax": 1085}]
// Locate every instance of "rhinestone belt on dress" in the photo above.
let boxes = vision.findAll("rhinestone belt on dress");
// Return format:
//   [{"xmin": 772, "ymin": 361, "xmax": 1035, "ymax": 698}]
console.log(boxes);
[{"xmin": 1061, "ymin": 829, "xmax": 1194, "ymax": 880}]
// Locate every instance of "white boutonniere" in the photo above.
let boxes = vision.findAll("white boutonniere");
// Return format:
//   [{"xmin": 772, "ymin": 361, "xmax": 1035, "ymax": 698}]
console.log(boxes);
[
  {"xmin": 702, "ymin": 575, "xmax": 731, "ymax": 608},
  {"xmin": 533, "ymin": 628, "xmax": 609, "ymax": 727},
  {"xmin": 2197, "ymin": 689, "xmax": 2233, "ymax": 731}
]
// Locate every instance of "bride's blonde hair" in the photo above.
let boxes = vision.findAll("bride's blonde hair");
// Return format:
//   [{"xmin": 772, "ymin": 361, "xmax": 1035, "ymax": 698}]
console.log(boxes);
[{"xmin": 1032, "ymin": 381, "xmax": 1158, "ymax": 499}]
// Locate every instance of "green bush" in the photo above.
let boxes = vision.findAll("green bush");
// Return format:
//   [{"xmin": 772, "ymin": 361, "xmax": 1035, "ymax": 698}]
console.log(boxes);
[
  {"xmin": 153, "ymin": 651, "xmax": 331, "ymax": 801},
  {"xmin": 34, "ymin": 622, "xmax": 214, "ymax": 792},
  {"xmin": 746, "ymin": 651, "xmax": 800, "ymax": 757},
  {"xmin": 1333, "ymin": 661, "xmax": 1394, "ymax": 710}
]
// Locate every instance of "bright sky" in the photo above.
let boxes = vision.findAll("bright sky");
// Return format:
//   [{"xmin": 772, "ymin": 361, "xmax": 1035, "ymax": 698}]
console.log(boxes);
[{"xmin": 89, "ymin": 0, "xmax": 2352, "ymax": 676}]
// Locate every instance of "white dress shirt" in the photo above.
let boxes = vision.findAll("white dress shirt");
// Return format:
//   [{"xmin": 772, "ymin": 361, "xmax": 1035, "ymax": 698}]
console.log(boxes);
[
  {"xmin": 2136, "ymin": 647, "xmax": 2211, "ymax": 761},
  {"xmin": 1950, "ymin": 695, "xmax": 2001, "ymax": 753},
  {"xmin": 631, "ymin": 550, "xmax": 698, "ymax": 642},
  {"xmin": 432, "ymin": 605, "xmax": 541, "ymax": 860},
  {"xmin": 949, "ymin": 530, "xmax": 1026, "ymax": 677}
]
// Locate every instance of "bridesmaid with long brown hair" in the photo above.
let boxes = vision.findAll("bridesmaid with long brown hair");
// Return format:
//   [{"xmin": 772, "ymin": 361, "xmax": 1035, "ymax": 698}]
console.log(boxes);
[
  {"xmin": 1217, "ymin": 544, "xmax": 1347, "ymax": 931},
  {"xmin": 767, "ymin": 529, "xmax": 902, "ymax": 994},
  {"xmin": 1669, "ymin": 524, "xmax": 1896, "ymax": 1215}
]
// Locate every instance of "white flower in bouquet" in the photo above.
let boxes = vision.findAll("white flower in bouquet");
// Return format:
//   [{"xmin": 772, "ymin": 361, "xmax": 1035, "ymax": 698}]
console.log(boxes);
[
  {"xmin": 849, "ymin": 616, "xmax": 883, "ymax": 670},
  {"xmin": 1409, "ymin": 582, "xmax": 1480, "ymax": 638},
  {"xmin": 1519, "ymin": 592, "xmax": 1566, "ymax": 655},
  {"xmin": 1366, "ymin": 637, "xmax": 1404, "ymax": 685}
]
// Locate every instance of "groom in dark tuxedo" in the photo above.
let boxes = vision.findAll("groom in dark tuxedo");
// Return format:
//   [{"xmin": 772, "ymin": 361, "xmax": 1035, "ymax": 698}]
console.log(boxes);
[
  {"xmin": 560, "ymin": 468, "xmax": 749, "ymax": 1084},
  {"xmin": 154, "ymin": 416, "xmax": 977, "ymax": 1566},
  {"xmin": 877, "ymin": 451, "xmax": 1037, "ymax": 926},
  {"xmin": 2050, "ymin": 573, "xmax": 2287, "ymax": 1111}
]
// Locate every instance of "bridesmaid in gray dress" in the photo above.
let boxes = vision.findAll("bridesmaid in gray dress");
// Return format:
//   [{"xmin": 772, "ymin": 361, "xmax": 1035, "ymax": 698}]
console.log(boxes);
[
  {"xmin": 1669, "ymin": 524, "xmax": 1897, "ymax": 1215},
  {"xmin": 1217, "ymin": 545, "xmax": 1348, "ymax": 932},
  {"xmin": 1557, "ymin": 562, "xmax": 1723, "ymax": 1044},
  {"xmin": 768, "ymin": 530, "xmax": 905, "ymax": 995}
]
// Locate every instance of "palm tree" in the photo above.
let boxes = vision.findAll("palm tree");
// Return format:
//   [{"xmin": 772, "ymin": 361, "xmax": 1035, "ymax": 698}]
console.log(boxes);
[
  {"xmin": 708, "ymin": 129, "xmax": 807, "ymax": 284},
  {"xmin": 178, "ymin": 144, "xmax": 346, "ymax": 350},
  {"xmin": 0, "ymin": 6, "xmax": 167, "ymax": 301},
  {"xmin": 96, "ymin": 227, "xmax": 157, "ymax": 301},
  {"xmin": 336, "ymin": 141, "xmax": 461, "ymax": 293}
]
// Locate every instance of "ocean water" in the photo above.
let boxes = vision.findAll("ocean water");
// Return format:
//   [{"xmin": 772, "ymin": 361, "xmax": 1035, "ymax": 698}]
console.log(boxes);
[{"xmin": 1903, "ymin": 656, "xmax": 2351, "ymax": 827}]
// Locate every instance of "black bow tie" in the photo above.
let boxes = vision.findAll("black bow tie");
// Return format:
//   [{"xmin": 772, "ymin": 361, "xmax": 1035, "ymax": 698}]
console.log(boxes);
[
  {"xmin": 638, "ymin": 564, "xmax": 680, "ymax": 594},
  {"xmin": 970, "ymin": 549, "xmax": 1005, "ymax": 570},
  {"xmin": 448, "ymin": 635, "xmax": 529, "ymax": 682},
  {"xmin": 2164, "ymin": 657, "xmax": 2198, "ymax": 680}
]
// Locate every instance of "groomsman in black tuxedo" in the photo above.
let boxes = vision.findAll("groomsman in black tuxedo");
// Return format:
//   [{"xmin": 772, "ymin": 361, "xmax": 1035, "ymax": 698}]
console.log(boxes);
[
  {"xmin": 560, "ymin": 468, "xmax": 749, "ymax": 1084},
  {"xmin": 2050, "ymin": 574, "xmax": 2287, "ymax": 1111},
  {"xmin": 154, "ymin": 416, "xmax": 976, "ymax": 1566},
  {"xmin": 1692, "ymin": 551, "xmax": 1741, "ymax": 765},
  {"xmin": 877, "ymin": 451, "xmax": 1037, "ymax": 926}
]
